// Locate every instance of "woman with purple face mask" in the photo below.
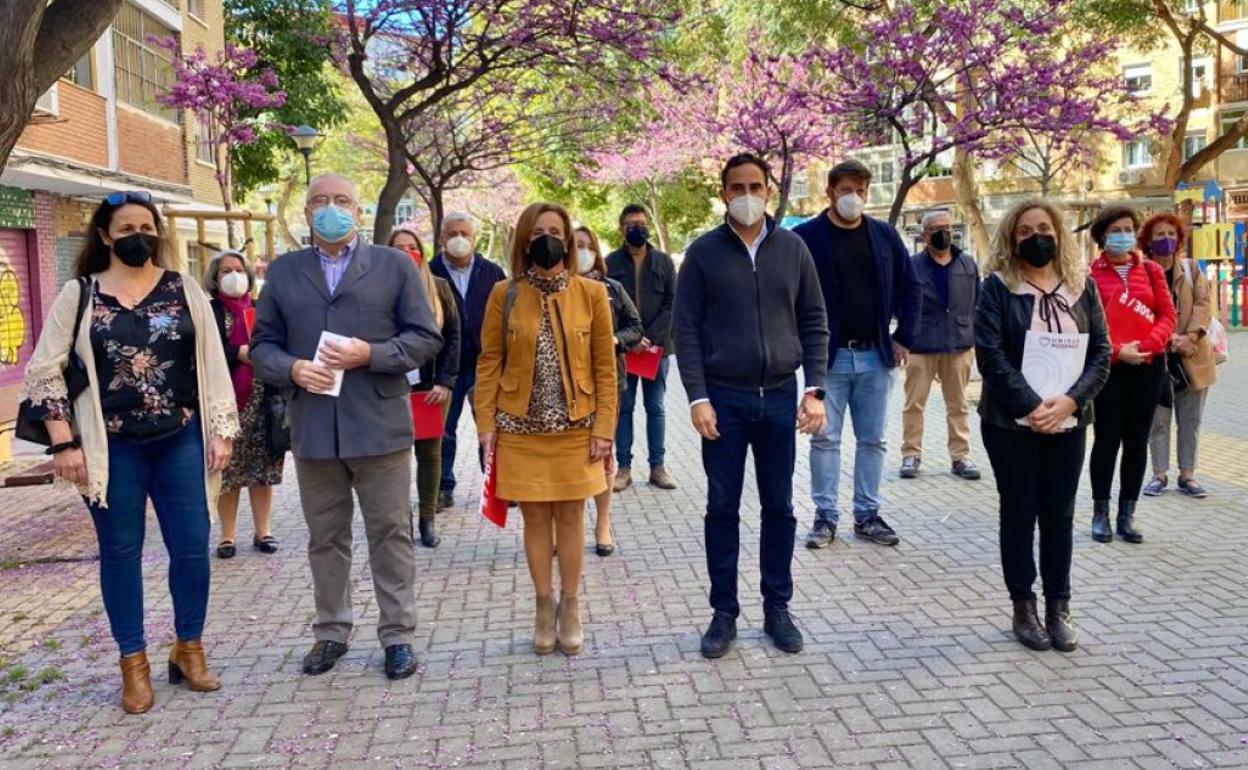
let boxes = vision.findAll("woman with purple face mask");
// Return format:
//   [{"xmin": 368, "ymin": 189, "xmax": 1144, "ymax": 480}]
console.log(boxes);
[{"xmin": 1139, "ymin": 213, "xmax": 1217, "ymax": 501}]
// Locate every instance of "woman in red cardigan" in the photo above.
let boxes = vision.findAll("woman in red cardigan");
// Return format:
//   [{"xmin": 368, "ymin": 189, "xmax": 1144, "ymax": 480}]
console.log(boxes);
[{"xmin": 1086, "ymin": 206, "xmax": 1176, "ymax": 545}]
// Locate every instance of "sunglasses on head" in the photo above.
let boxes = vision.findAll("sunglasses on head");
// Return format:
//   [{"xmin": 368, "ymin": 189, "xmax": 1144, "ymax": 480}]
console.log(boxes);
[{"xmin": 104, "ymin": 191, "xmax": 153, "ymax": 206}]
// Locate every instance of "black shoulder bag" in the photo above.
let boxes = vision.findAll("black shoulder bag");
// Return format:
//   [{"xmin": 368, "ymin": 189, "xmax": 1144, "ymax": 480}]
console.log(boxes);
[{"xmin": 15, "ymin": 277, "xmax": 92, "ymax": 445}]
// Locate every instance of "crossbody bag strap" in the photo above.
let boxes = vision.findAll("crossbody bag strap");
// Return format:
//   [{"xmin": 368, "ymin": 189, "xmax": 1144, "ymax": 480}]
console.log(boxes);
[
  {"xmin": 71, "ymin": 276, "xmax": 91, "ymax": 347},
  {"xmin": 500, "ymin": 279, "xmax": 518, "ymax": 370}
]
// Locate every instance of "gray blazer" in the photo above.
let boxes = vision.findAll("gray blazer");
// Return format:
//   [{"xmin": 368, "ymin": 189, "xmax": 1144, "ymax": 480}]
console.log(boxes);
[{"xmin": 251, "ymin": 243, "xmax": 443, "ymax": 460}]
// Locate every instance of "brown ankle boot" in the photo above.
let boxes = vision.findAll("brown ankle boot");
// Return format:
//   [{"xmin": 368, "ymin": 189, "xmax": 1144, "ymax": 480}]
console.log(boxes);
[
  {"xmin": 168, "ymin": 639, "xmax": 221, "ymax": 692},
  {"xmin": 120, "ymin": 651, "xmax": 154, "ymax": 714},
  {"xmin": 534, "ymin": 595, "xmax": 557, "ymax": 655},
  {"xmin": 558, "ymin": 594, "xmax": 583, "ymax": 656}
]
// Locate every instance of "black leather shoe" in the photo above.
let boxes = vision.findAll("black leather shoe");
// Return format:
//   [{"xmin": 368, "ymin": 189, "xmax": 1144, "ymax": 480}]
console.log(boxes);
[
  {"xmin": 700, "ymin": 611, "xmax": 737, "ymax": 659},
  {"xmin": 1090, "ymin": 499, "xmax": 1112, "ymax": 543},
  {"xmin": 1011, "ymin": 599, "xmax": 1052, "ymax": 651},
  {"xmin": 1045, "ymin": 599, "xmax": 1078, "ymax": 652},
  {"xmin": 419, "ymin": 518, "xmax": 440, "ymax": 548},
  {"xmin": 252, "ymin": 535, "xmax": 278, "ymax": 554},
  {"xmin": 854, "ymin": 515, "xmax": 900, "ymax": 546},
  {"xmin": 1117, "ymin": 499, "xmax": 1144, "ymax": 544},
  {"xmin": 302, "ymin": 640, "xmax": 348, "ymax": 675},
  {"xmin": 437, "ymin": 491, "xmax": 454, "ymax": 511},
  {"xmin": 763, "ymin": 608, "xmax": 804, "ymax": 653},
  {"xmin": 384, "ymin": 644, "xmax": 418, "ymax": 680},
  {"xmin": 216, "ymin": 540, "xmax": 236, "ymax": 559}
]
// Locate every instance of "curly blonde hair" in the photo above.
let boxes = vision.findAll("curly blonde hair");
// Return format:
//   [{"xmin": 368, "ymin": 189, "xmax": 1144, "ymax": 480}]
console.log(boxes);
[{"xmin": 986, "ymin": 197, "xmax": 1086, "ymax": 294}]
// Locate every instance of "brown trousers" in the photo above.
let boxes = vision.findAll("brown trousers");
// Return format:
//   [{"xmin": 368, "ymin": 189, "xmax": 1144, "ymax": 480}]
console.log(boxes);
[
  {"xmin": 294, "ymin": 449, "xmax": 416, "ymax": 647},
  {"xmin": 901, "ymin": 349, "xmax": 974, "ymax": 462}
]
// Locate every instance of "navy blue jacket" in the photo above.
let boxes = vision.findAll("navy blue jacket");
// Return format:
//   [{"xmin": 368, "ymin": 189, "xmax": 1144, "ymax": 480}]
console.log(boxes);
[
  {"xmin": 792, "ymin": 210, "xmax": 920, "ymax": 368},
  {"xmin": 430, "ymin": 253, "xmax": 506, "ymax": 368},
  {"xmin": 910, "ymin": 245, "xmax": 979, "ymax": 354}
]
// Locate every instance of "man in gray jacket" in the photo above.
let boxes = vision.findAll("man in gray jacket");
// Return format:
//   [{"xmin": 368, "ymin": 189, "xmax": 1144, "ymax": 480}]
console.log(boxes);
[{"xmin": 251, "ymin": 174, "xmax": 442, "ymax": 681}]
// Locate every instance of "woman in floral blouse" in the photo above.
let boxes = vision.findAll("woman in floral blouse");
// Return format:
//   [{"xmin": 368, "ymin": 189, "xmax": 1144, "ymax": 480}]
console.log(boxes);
[{"xmin": 21, "ymin": 192, "xmax": 238, "ymax": 714}]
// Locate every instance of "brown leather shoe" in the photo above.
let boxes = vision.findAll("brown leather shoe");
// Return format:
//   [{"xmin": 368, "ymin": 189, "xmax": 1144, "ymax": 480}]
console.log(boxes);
[
  {"xmin": 612, "ymin": 467, "xmax": 632, "ymax": 492},
  {"xmin": 648, "ymin": 466, "xmax": 677, "ymax": 490},
  {"xmin": 120, "ymin": 651, "xmax": 154, "ymax": 714},
  {"xmin": 168, "ymin": 639, "xmax": 221, "ymax": 692}
]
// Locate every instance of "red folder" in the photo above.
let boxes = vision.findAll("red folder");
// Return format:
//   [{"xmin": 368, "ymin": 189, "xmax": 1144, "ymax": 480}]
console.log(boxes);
[
  {"xmin": 243, "ymin": 307, "xmax": 256, "ymax": 337},
  {"xmin": 409, "ymin": 394, "xmax": 445, "ymax": 440},
  {"xmin": 625, "ymin": 345, "xmax": 664, "ymax": 380},
  {"xmin": 480, "ymin": 451, "xmax": 508, "ymax": 528},
  {"xmin": 1103, "ymin": 287, "xmax": 1157, "ymax": 354}
]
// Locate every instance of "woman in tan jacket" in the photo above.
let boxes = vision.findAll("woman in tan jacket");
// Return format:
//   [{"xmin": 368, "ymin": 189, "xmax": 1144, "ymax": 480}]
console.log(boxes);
[
  {"xmin": 20, "ymin": 192, "xmax": 238, "ymax": 713},
  {"xmin": 1139, "ymin": 213, "xmax": 1217, "ymax": 499},
  {"xmin": 476, "ymin": 202, "xmax": 617, "ymax": 656}
]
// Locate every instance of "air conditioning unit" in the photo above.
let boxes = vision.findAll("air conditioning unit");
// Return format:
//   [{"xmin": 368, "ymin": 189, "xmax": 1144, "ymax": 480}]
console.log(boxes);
[
  {"xmin": 1118, "ymin": 169, "xmax": 1143, "ymax": 186},
  {"xmin": 32, "ymin": 84, "xmax": 58, "ymax": 118}
]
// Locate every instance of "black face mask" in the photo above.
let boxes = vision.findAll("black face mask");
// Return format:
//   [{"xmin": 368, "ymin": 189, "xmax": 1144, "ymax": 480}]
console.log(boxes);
[
  {"xmin": 1017, "ymin": 233, "xmax": 1057, "ymax": 268},
  {"xmin": 625, "ymin": 225, "xmax": 649, "ymax": 248},
  {"xmin": 528, "ymin": 234, "xmax": 565, "ymax": 270},
  {"xmin": 112, "ymin": 233, "xmax": 158, "ymax": 268},
  {"xmin": 929, "ymin": 230, "xmax": 952, "ymax": 251}
]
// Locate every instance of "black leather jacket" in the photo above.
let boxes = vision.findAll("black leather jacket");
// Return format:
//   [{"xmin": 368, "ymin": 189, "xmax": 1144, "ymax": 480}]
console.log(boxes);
[{"xmin": 974, "ymin": 273, "xmax": 1111, "ymax": 431}]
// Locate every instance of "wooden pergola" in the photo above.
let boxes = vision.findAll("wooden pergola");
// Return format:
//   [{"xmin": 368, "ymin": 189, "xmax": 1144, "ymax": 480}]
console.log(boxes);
[{"xmin": 161, "ymin": 206, "xmax": 279, "ymax": 271}]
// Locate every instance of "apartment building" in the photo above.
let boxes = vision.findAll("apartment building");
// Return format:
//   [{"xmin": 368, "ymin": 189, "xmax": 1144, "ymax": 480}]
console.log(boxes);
[{"xmin": 0, "ymin": 0, "xmax": 228, "ymax": 457}]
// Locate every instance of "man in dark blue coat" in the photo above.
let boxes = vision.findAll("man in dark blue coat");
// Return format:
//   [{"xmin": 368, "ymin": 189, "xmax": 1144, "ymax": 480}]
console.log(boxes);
[
  {"xmin": 430, "ymin": 211, "xmax": 506, "ymax": 510},
  {"xmin": 793, "ymin": 160, "xmax": 920, "ymax": 550}
]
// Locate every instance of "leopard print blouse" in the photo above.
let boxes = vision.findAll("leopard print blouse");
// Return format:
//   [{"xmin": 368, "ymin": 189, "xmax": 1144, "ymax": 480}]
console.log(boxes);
[{"xmin": 496, "ymin": 269, "xmax": 595, "ymax": 435}]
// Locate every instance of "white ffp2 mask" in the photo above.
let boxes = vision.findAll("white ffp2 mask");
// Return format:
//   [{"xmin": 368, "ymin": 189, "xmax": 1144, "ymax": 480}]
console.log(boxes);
[{"xmin": 728, "ymin": 195, "xmax": 767, "ymax": 228}]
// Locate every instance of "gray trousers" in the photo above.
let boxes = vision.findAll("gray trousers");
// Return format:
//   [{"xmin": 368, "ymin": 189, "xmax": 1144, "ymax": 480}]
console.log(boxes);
[
  {"xmin": 294, "ymin": 449, "xmax": 416, "ymax": 647},
  {"xmin": 1149, "ymin": 388, "xmax": 1209, "ymax": 476}
]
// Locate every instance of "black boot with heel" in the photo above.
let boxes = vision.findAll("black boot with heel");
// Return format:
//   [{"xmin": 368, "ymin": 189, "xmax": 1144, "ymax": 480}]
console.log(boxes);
[
  {"xmin": 1090, "ymin": 499, "xmax": 1112, "ymax": 543},
  {"xmin": 1117, "ymin": 499, "xmax": 1144, "ymax": 544}
]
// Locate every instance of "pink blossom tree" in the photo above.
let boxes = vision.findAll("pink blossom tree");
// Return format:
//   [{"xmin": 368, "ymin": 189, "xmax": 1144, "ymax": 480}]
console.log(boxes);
[
  {"xmin": 156, "ymin": 40, "xmax": 287, "ymax": 234},
  {"xmin": 337, "ymin": 0, "xmax": 682, "ymax": 241}
]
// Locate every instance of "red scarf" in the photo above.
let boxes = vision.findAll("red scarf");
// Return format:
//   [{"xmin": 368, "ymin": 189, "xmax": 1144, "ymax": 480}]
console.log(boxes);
[{"xmin": 218, "ymin": 292, "xmax": 253, "ymax": 409}]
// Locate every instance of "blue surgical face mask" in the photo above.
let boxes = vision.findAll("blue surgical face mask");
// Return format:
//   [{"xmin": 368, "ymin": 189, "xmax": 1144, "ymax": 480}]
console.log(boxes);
[
  {"xmin": 311, "ymin": 204, "xmax": 356, "ymax": 243},
  {"xmin": 1104, "ymin": 231, "xmax": 1136, "ymax": 255}
]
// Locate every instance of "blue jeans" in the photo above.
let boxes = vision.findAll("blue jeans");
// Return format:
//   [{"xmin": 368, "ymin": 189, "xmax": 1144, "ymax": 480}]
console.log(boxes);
[
  {"xmin": 86, "ymin": 420, "xmax": 211, "ymax": 655},
  {"xmin": 703, "ymin": 379, "xmax": 797, "ymax": 617},
  {"xmin": 616, "ymin": 356, "xmax": 669, "ymax": 469},
  {"xmin": 811, "ymin": 347, "xmax": 895, "ymax": 526},
  {"xmin": 440, "ymin": 364, "xmax": 479, "ymax": 493}
]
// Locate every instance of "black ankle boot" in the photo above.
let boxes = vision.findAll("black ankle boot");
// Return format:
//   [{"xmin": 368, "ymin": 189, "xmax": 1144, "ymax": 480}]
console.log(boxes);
[
  {"xmin": 1116, "ymin": 499, "xmax": 1143, "ymax": 544},
  {"xmin": 1091, "ymin": 499, "xmax": 1112, "ymax": 543},
  {"xmin": 1045, "ymin": 599, "xmax": 1078, "ymax": 652},
  {"xmin": 419, "ymin": 518, "xmax": 440, "ymax": 548},
  {"xmin": 1012, "ymin": 599, "xmax": 1052, "ymax": 651}
]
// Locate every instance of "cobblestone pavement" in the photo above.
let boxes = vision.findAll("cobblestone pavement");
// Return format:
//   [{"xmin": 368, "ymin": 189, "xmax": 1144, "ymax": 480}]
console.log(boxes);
[{"xmin": 2, "ymin": 336, "xmax": 1248, "ymax": 770}]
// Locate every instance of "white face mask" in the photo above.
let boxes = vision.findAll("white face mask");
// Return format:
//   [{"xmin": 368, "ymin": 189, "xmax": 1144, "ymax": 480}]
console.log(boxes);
[
  {"xmin": 835, "ymin": 192, "xmax": 865, "ymax": 222},
  {"xmin": 220, "ymin": 270, "xmax": 250, "ymax": 298},
  {"xmin": 446, "ymin": 235, "xmax": 473, "ymax": 259},
  {"xmin": 727, "ymin": 194, "xmax": 767, "ymax": 228},
  {"xmin": 577, "ymin": 248, "xmax": 596, "ymax": 274}
]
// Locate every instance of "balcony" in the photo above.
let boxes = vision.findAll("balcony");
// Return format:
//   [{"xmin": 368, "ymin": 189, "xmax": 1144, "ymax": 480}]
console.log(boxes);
[
  {"xmin": 1220, "ymin": 1, "xmax": 1248, "ymax": 22},
  {"xmin": 1223, "ymin": 71, "xmax": 1248, "ymax": 103}
]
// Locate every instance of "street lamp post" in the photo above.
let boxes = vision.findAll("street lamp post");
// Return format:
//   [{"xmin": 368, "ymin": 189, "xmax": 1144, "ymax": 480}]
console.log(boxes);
[{"xmin": 291, "ymin": 125, "xmax": 320, "ymax": 185}]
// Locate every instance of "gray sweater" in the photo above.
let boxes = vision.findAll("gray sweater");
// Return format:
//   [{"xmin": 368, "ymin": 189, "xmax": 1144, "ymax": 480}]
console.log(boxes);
[{"xmin": 673, "ymin": 219, "xmax": 829, "ymax": 402}]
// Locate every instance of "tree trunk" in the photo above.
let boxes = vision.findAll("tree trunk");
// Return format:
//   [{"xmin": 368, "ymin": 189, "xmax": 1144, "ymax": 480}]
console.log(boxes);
[
  {"xmin": 274, "ymin": 173, "xmax": 300, "ymax": 252},
  {"xmin": 646, "ymin": 178, "xmax": 670, "ymax": 253},
  {"xmin": 951, "ymin": 148, "xmax": 990, "ymax": 261},
  {"xmin": 888, "ymin": 172, "xmax": 919, "ymax": 226},
  {"xmin": 0, "ymin": 0, "xmax": 125, "ymax": 172},
  {"xmin": 773, "ymin": 152, "xmax": 794, "ymax": 223},
  {"xmin": 372, "ymin": 132, "xmax": 409, "ymax": 242},
  {"xmin": 428, "ymin": 185, "xmax": 446, "ymax": 243}
]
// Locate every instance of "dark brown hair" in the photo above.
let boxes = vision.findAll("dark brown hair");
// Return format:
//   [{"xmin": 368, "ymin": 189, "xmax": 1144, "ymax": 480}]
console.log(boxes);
[
  {"xmin": 74, "ymin": 195, "xmax": 166, "ymax": 277},
  {"xmin": 509, "ymin": 202, "xmax": 577, "ymax": 277},
  {"xmin": 1089, "ymin": 205, "xmax": 1140, "ymax": 247},
  {"xmin": 827, "ymin": 159, "xmax": 872, "ymax": 189},
  {"xmin": 720, "ymin": 153, "xmax": 771, "ymax": 189}
]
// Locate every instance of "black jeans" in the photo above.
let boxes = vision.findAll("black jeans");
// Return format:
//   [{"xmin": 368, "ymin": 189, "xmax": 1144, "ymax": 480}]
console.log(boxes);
[
  {"xmin": 982, "ymin": 422, "xmax": 1086, "ymax": 602},
  {"xmin": 703, "ymin": 379, "xmax": 797, "ymax": 618},
  {"xmin": 1090, "ymin": 358, "xmax": 1166, "ymax": 502}
]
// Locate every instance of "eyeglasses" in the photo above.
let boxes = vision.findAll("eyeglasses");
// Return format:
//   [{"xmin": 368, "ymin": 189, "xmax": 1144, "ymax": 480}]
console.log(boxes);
[{"xmin": 104, "ymin": 191, "xmax": 153, "ymax": 206}]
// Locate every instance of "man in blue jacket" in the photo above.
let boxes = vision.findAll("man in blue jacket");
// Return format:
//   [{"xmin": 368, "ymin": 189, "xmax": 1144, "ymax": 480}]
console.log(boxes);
[
  {"xmin": 900, "ymin": 209, "xmax": 982, "ymax": 482},
  {"xmin": 674, "ymin": 153, "xmax": 829, "ymax": 659},
  {"xmin": 793, "ymin": 160, "xmax": 920, "ymax": 550},
  {"xmin": 430, "ymin": 212, "xmax": 507, "ymax": 510}
]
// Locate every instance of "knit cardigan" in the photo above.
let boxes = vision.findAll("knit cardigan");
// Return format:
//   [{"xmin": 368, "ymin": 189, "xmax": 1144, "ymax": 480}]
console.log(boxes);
[{"xmin": 20, "ymin": 273, "xmax": 240, "ymax": 512}]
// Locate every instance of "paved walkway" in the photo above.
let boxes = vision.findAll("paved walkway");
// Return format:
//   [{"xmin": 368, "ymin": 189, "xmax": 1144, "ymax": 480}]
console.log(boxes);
[{"xmin": 2, "ymin": 337, "xmax": 1248, "ymax": 769}]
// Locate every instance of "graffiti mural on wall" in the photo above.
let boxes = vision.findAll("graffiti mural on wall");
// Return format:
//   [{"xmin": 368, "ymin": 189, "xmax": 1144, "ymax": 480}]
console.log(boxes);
[{"xmin": 0, "ymin": 246, "xmax": 28, "ymax": 368}]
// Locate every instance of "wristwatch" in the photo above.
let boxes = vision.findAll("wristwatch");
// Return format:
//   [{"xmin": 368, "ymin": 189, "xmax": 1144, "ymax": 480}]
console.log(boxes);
[{"xmin": 808, "ymin": 388, "xmax": 826, "ymax": 401}]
